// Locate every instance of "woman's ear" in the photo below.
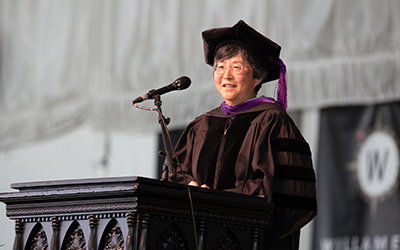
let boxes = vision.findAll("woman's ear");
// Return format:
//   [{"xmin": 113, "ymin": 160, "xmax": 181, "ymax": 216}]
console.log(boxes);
[
  {"xmin": 253, "ymin": 78, "xmax": 263, "ymax": 94},
  {"xmin": 254, "ymin": 78, "xmax": 263, "ymax": 88}
]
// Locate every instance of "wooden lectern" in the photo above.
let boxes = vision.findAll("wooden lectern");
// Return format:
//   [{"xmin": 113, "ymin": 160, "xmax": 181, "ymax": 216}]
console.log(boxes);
[{"xmin": 0, "ymin": 176, "xmax": 273, "ymax": 250}]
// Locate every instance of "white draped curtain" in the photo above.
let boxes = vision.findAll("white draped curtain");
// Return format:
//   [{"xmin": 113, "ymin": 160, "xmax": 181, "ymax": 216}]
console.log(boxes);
[{"xmin": 1, "ymin": 0, "xmax": 399, "ymax": 150}]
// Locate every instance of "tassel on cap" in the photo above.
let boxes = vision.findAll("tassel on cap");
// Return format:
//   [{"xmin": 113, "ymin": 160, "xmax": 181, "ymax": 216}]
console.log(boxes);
[{"xmin": 277, "ymin": 59, "xmax": 287, "ymax": 111}]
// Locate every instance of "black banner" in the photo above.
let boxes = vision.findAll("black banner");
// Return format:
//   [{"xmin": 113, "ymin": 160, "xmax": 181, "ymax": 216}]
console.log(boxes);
[{"xmin": 314, "ymin": 101, "xmax": 400, "ymax": 250}]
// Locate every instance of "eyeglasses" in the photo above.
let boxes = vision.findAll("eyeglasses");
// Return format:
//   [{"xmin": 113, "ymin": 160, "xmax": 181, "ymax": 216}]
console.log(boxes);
[{"xmin": 213, "ymin": 63, "xmax": 246, "ymax": 75}]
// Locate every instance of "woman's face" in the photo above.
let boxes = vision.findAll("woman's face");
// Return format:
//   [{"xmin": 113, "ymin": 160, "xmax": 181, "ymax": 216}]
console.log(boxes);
[{"xmin": 214, "ymin": 54, "xmax": 262, "ymax": 106}]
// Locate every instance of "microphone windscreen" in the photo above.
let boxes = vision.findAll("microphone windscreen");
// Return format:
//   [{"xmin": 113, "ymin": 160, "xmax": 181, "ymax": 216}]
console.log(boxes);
[{"xmin": 177, "ymin": 76, "xmax": 191, "ymax": 90}]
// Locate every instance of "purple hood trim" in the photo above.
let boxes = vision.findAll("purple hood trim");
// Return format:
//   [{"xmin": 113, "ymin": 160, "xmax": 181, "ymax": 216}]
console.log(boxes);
[{"xmin": 220, "ymin": 96, "xmax": 280, "ymax": 115}]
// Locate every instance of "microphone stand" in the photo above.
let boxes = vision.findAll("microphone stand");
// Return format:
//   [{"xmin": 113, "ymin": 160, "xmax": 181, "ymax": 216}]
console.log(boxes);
[
  {"xmin": 153, "ymin": 94, "xmax": 177, "ymax": 181},
  {"xmin": 132, "ymin": 93, "xmax": 199, "ymax": 250}
]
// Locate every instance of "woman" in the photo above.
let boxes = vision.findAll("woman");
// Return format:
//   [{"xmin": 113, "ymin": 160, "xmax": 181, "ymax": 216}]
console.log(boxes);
[{"xmin": 169, "ymin": 20, "xmax": 317, "ymax": 250}]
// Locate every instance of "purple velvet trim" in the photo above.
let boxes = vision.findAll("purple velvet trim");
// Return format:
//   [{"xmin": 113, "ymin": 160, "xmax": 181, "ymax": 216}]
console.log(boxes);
[
  {"xmin": 220, "ymin": 96, "xmax": 279, "ymax": 115},
  {"xmin": 277, "ymin": 59, "xmax": 287, "ymax": 111}
]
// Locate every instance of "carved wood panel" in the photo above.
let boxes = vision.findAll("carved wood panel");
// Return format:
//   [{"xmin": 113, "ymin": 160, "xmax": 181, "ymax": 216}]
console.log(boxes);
[
  {"xmin": 30, "ymin": 230, "xmax": 49, "ymax": 250},
  {"xmin": 153, "ymin": 227, "xmax": 188, "ymax": 250},
  {"xmin": 103, "ymin": 227, "xmax": 124, "ymax": 250},
  {"xmin": 212, "ymin": 231, "xmax": 241, "ymax": 250},
  {"xmin": 65, "ymin": 229, "xmax": 86, "ymax": 250}
]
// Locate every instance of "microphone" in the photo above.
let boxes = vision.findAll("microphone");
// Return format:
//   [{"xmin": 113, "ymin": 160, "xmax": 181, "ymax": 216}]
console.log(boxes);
[{"xmin": 132, "ymin": 76, "xmax": 191, "ymax": 104}]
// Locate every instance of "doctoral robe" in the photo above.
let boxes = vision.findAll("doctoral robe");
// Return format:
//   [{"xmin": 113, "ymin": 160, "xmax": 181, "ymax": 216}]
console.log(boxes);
[{"xmin": 169, "ymin": 99, "xmax": 317, "ymax": 249}]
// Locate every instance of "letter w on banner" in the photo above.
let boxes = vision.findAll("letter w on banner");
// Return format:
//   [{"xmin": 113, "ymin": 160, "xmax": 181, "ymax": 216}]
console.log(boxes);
[{"xmin": 313, "ymin": 101, "xmax": 400, "ymax": 250}]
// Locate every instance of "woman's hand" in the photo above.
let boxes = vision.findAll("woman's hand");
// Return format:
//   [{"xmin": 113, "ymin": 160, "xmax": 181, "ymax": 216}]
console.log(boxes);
[
  {"xmin": 188, "ymin": 181, "xmax": 210, "ymax": 189},
  {"xmin": 188, "ymin": 181, "xmax": 199, "ymax": 186}
]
